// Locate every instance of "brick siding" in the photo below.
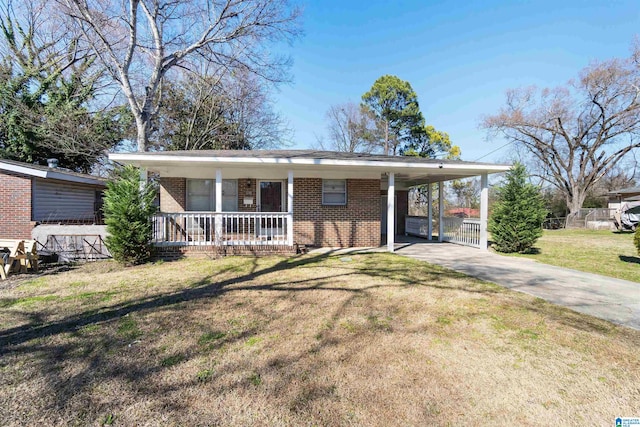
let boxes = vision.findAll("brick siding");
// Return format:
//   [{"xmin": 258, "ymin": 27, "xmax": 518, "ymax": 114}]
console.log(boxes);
[
  {"xmin": 159, "ymin": 177, "xmax": 186, "ymax": 212},
  {"xmin": 0, "ymin": 171, "xmax": 35, "ymax": 239},
  {"xmin": 293, "ymin": 178, "xmax": 380, "ymax": 247},
  {"xmin": 158, "ymin": 176, "xmax": 382, "ymax": 249}
]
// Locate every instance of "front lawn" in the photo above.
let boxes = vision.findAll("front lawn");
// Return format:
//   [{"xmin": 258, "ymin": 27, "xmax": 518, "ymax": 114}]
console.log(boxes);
[
  {"xmin": 506, "ymin": 229, "xmax": 639, "ymax": 282},
  {"xmin": 0, "ymin": 254, "xmax": 638, "ymax": 425}
]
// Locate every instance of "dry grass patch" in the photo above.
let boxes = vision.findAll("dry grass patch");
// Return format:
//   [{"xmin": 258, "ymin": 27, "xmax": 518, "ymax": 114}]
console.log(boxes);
[{"xmin": 0, "ymin": 253, "xmax": 639, "ymax": 426}]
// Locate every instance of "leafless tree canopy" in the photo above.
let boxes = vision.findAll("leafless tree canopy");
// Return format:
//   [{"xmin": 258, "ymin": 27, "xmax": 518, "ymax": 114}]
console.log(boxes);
[
  {"xmin": 57, "ymin": 0, "xmax": 301, "ymax": 151},
  {"xmin": 155, "ymin": 69, "xmax": 289, "ymax": 151},
  {"xmin": 316, "ymin": 102, "xmax": 379, "ymax": 153},
  {"xmin": 483, "ymin": 48, "xmax": 640, "ymax": 214}
]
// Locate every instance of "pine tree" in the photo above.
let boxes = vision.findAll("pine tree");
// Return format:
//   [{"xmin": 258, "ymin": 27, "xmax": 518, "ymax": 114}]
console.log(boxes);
[
  {"xmin": 104, "ymin": 165, "xmax": 158, "ymax": 265},
  {"xmin": 489, "ymin": 163, "xmax": 547, "ymax": 253}
]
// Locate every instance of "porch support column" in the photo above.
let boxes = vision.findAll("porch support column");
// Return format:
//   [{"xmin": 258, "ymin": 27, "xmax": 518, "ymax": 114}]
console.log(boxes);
[
  {"xmin": 215, "ymin": 169, "xmax": 222, "ymax": 243},
  {"xmin": 438, "ymin": 181, "xmax": 444, "ymax": 243},
  {"xmin": 287, "ymin": 170, "xmax": 294, "ymax": 246},
  {"xmin": 387, "ymin": 172, "xmax": 395, "ymax": 252},
  {"xmin": 480, "ymin": 172, "xmax": 489, "ymax": 250},
  {"xmin": 139, "ymin": 167, "xmax": 147, "ymax": 192},
  {"xmin": 427, "ymin": 183, "xmax": 433, "ymax": 240}
]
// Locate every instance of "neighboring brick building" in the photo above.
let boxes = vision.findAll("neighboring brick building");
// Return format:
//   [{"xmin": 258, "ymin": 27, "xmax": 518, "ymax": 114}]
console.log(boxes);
[
  {"xmin": 112, "ymin": 149, "xmax": 509, "ymax": 254},
  {"xmin": 0, "ymin": 159, "xmax": 106, "ymax": 239}
]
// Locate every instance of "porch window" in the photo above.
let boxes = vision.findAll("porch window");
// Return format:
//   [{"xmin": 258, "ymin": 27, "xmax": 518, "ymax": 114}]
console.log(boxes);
[
  {"xmin": 186, "ymin": 179, "xmax": 238, "ymax": 211},
  {"xmin": 322, "ymin": 179, "xmax": 347, "ymax": 205}
]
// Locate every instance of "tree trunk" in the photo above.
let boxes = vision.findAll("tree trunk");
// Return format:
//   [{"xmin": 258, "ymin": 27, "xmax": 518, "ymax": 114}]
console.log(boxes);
[
  {"xmin": 135, "ymin": 114, "xmax": 151, "ymax": 152},
  {"xmin": 567, "ymin": 185, "xmax": 588, "ymax": 216}
]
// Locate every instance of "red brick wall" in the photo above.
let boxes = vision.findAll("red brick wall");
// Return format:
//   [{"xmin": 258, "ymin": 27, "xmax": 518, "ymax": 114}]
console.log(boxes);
[
  {"xmin": 159, "ymin": 176, "xmax": 382, "ymax": 248},
  {"xmin": 237, "ymin": 178, "xmax": 258, "ymax": 212},
  {"xmin": 0, "ymin": 171, "xmax": 35, "ymax": 239},
  {"xmin": 159, "ymin": 177, "xmax": 186, "ymax": 212},
  {"xmin": 294, "ymin": 178, "xmax": 380, "ymax": 247}
]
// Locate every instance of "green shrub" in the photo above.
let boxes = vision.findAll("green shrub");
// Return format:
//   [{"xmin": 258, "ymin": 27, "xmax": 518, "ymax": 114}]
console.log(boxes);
[
  {"xmin": 635, "ymin": 226, "xmax": 640, "ymax": 255},
  {"xmin": 104, "ymin": 165, "xmax": 158, "ymax": 265},
  {"xmin": 489, "ymin": 163, "xmax": 547, "ymax": 253}
]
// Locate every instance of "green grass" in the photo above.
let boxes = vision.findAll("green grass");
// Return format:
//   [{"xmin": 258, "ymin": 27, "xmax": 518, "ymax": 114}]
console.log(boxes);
[{"xmin": 505, "ymin": 229, "xmax": 639, "ymax": 282}]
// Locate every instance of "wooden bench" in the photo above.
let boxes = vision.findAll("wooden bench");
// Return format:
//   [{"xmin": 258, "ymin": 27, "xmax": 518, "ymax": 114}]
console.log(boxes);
[
  {"xmin": 0, "ymin": 239, "xmax": 38, "ymax": 280},
  {"xmin": 0, "ymin": 239, "xmax": 25, "ymax": 280}
]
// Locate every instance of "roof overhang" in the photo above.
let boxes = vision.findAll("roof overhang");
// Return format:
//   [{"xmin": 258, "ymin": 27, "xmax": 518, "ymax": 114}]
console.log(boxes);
[
  {"xmin": 109, "ymin": 152, "xmax": 511, "ymax": 185},
  {"xmin": 0, "ymin": 161, "xmax": 106, "ymax": 186}
]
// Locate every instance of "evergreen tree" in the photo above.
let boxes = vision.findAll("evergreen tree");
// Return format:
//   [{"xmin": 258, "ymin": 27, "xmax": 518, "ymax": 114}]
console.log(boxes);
[
  {"xmin": 104, "ymin": 166, "xmax": 158, "ymax": 265},
  {"xmin": 489, "ymin": 163, "xmax": 547, "ymax": 253}
]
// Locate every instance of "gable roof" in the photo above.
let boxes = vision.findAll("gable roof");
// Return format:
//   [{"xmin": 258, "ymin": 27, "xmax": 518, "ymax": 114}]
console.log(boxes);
[{"xmin": 0, "ymin": 158, "xmax": 107, "ymax": 186}]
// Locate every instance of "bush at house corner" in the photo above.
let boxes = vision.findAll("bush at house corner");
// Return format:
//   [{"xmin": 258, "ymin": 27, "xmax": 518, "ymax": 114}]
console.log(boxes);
[
  {"xmin": 104, "ymin": 165, "xmax": 158, "ymax": 265},
  {"xmin": 489, "ymin": 163, "xmax": 547, "ymax": 253}
]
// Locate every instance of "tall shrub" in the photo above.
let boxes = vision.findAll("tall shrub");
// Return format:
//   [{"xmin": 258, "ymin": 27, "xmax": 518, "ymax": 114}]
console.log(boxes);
[
  {"xmin": 104, "ymin": 165, "xmax": 158, "ymax": 265},
  {"xmin": 634, "ymin": 226, "xmax": 640, "ymax": 255},
  {"xmin": 489, "ymin": 163, "xmax": 547, "ymax": 253}
]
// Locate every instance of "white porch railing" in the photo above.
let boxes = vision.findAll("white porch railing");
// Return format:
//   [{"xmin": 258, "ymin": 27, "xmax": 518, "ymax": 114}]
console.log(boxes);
[
  {"xmin": 442, "ymin": 217, "xmax": 481, "ymax": 248},
  {"xmin": 152, "ymin": 212, "xmax": 292, "ymax": 246},
  {"xmin": 405, "ymin": 216, "xmax": 481, "ymax": 248}
]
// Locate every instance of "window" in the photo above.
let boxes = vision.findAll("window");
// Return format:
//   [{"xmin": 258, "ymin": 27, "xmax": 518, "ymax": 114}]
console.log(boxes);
[
  {"xmin": 186, "ymin": 179, "xmax": 238, "ymax": 211},
  {"xmin": 322, "ymin": 179, "xmax": 347, "ymax": 205}
]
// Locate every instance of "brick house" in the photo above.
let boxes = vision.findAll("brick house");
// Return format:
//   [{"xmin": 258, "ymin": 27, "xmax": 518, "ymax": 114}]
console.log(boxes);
[
  {"xmin": 0, "ymin": 159, "xmax": 106, "ymax": 239},
  {"xmin": 109, "ymin": 150, "xmax": 509, "ymax": 254}
]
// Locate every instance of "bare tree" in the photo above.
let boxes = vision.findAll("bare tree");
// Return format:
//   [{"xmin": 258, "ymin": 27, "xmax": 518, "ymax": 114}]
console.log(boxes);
[
  {"xmin": 317, "ymin": 102, "xmax": 379, "ymax": 153},
  {"xmin": 483, "ymin": 49, "xmax": 640, "ymax": 215},
  {"xmin": 58, "ymin": 0, "xmax": 301, "ymax": 152},
  {"xmin": 155, "ymin": 69, "xmax": 289, "ymax": 150}
]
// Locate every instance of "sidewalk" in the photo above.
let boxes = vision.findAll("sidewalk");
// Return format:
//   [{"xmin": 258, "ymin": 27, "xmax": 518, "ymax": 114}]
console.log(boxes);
[{"xmin": 394, "ymin": 240, "xmax": 640, "ymax": 330}]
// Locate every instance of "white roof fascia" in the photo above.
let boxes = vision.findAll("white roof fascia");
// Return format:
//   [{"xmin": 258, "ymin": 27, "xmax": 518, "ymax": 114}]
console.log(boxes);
[
  {"xmin": 109, "ymin": 153, "xmax": 511, "ymax": 174},
  {"xmin": 0, "ymin": 162, "xmax": 48, "ymax": 178},
  {"xmin": 0, "ymin": 162, "xmax": 105, "ymax": 186}
]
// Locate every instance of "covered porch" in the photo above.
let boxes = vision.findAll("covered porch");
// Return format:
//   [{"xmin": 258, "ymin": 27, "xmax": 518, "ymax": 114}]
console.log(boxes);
[{"xmin": 109, "ymin": 150, "xmax": 510, "ymax": 253}]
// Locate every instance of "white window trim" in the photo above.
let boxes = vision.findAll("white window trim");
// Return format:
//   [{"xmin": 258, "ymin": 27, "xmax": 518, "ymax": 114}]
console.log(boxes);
[
  {"xmin": 322, "ymin": 179, "xmax": 347, "ymax": 206},
  {"xmin": 186, "ymin": 178, "xmax": 237, "ymax": 212},
  {"xmin": 257, "ymin": 180, "xmax": 286, "ymax": 212}
]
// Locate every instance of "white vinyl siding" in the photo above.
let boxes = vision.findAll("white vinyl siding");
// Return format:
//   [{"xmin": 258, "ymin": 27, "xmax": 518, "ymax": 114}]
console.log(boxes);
[
  {"xmin": 322, "ymin": 179, "xmax": 347, "ymax": 205},
  {"xmin": 186, "ymin": 179, "xmax": 237, "ymax": 211},
  {"xmin": 32, "ymin": 179, "xmax": 99, "ymax": 221}
]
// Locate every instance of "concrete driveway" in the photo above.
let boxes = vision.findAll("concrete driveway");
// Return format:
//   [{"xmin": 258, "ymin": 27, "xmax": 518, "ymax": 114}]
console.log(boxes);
[{"xmin": 394, "ymin": 239, "xmax": 640, "ymax": 330}]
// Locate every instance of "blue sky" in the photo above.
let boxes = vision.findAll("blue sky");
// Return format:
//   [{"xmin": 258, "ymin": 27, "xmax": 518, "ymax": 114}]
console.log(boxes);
[{"xmin": 273, "ymin": 0, "xmax": 640, "ymax": 162}]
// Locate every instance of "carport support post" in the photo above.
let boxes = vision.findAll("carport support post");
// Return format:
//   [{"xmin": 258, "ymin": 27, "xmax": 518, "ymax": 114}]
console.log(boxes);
[
  {"xmin": 287, "ymin": 170, "xmax": 294, "ymax": 246},
  {"xmin": 387, "ymin": 172, "xmax": 395, "ymax": 252},
  {"xmin": 438, "ymin": 181, "xmax": 444, "ymax": 243},
  {"xmin": 480, "ymin": 172, "xmax": 489, "ymax": 250},
  {"xmin": 427, "ymin": 183, "xmax": 433, "ymax": 240},
  {"xmin": 215, "ymin": 169, "xmax": 222, "ymax": 243}
]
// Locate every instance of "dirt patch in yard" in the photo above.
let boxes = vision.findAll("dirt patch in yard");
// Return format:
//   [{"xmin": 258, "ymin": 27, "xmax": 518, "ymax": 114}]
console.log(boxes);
[{"xmin": 0, "ymin": 253, "xmax": 638, "ymax": 425}]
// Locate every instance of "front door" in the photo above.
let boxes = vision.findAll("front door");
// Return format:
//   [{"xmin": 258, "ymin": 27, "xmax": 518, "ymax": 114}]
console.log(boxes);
[{"xmin": 259, "ymin": 181, "xmax": 283, "ymax": 212}]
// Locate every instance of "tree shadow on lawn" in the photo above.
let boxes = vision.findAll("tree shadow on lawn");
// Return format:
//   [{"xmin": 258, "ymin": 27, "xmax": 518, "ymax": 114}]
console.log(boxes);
[
  {"xmin": 0, "ymin": 250, "xmax": 492, "ymax": 423},
  {"xmin": 1, "ymin": 250, "xmax": 637, "ymax": 424},
  {"xmin": 619, "ymin": 254, "xmax": 640, "ymax": 265}
]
